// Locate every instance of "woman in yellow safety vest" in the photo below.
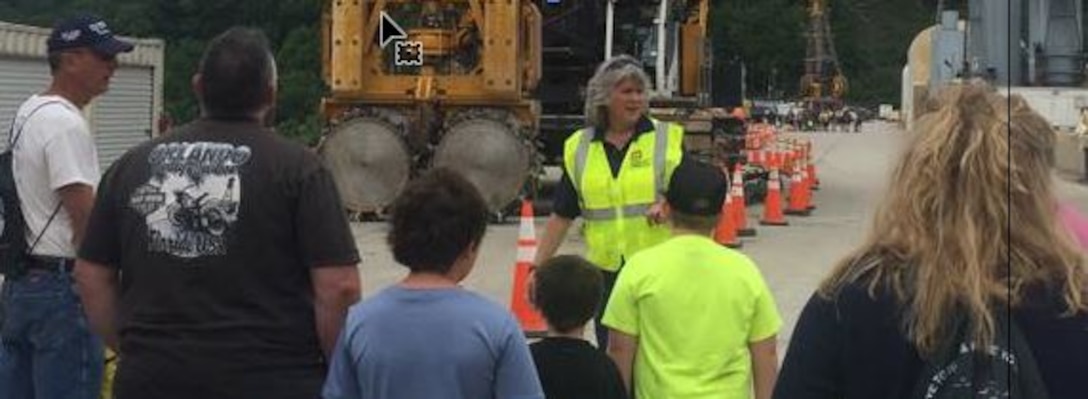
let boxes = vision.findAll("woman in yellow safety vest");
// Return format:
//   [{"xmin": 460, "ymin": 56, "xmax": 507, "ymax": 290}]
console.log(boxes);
[{"xmin": 532, "ymin": 55, "xmax": 685, "ymax": 349}]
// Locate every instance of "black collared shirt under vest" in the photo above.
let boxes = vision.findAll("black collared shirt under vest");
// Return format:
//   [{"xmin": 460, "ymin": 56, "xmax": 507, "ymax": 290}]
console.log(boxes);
[{"xmin": 553, "ymin": 115, "xmax": 686, "ymax": 219}]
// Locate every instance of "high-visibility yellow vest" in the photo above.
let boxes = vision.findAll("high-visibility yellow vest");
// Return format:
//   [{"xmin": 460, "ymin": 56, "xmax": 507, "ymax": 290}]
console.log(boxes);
[{"xmin": 562, "ymin": 119, "xmax": 684, "ymax": 271}]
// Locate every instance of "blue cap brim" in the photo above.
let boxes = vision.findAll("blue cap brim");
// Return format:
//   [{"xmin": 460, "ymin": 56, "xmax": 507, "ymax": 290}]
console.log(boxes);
[{"xmin": 93, "ymin": 38, "xmax": 134, "ymax": 56}]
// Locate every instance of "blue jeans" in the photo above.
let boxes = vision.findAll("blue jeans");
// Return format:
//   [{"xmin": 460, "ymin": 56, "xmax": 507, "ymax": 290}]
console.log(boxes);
[{"xmin": 0, "ymin": 268, "xmax": 103, "ymax": 399}]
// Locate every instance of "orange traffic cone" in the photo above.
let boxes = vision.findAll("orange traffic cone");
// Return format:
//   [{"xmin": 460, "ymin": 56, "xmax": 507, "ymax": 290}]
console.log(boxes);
[
  {"xmin": 808, "ymin": 163, "xmax": 820, "ymax": 191},
  {"xmin": 802, "ymin": 169, "xmax": 816, "ymax": 211},
  {"xmin": 751, "ymin": 150, "xmax": 767, "ymax": 167},
  {"xmin": 806, "ymin": 141, "xmax": 820, "ymax": 190},
  {"xmin": 714, "ymin": 190, "xmax": 743, "ymax": 249},
  {"xmin": 791, "ymin": 139, "xmax": 801, "ymax": 165},
  {"xmin": 760, "ymin": 154, "xmax": 789, "ymax": 226},
  {"xmin": 509, "ymin": 198, "xmax": 547, "ymax": 337},
  {"xmin": 785, "ymin": 161, "xmax": 812, "ymax": 216},
  {"xmin": 783, "ymin": 140, "xmax": 798, "ymax": 176},
  {"xmin": 730, "ymin": 164, "xmax": 756, "ymax": 237},
  {"xmin": 799, "ymin": 149, "xmax": 817, "ymax": 211}
]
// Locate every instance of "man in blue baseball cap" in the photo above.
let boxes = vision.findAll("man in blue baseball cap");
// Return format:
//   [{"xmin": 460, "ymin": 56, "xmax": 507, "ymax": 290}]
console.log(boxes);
[
  {"xmin": 47, "ymin": 14, "xmax": 134, "ymax": 55},
  {"xmin": 45, "ymin": 13, "xmax": 134, "ymax": 102},
  {"xmin": 0, "ymin": 13, "xmax": 131, "ymax": 399}
]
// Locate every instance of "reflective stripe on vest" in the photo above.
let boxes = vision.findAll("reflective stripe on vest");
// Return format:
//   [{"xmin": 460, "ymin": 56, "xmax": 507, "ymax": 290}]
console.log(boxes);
[
  {"xmin": 572, "ymin": 127, "xmax": 593, "ymax": 195},
  {"xmin": 653, "ymin": 120, "xmax": 667, "ymax": 200},
  {"xmin": 581, "ymin": 203, "xmax": 655, "ymax": 221},
  {"xmin": 571, "ymin": 121, "xmax": 670, "ymax": 197},
  {"xmin": 562, "ymin": 119, "xmax": 682, "ymax": 271}
]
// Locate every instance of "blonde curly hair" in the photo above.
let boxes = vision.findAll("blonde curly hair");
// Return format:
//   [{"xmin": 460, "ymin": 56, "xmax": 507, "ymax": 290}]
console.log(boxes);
[{"xmin": 819, "ymin": 81, "xmax": 1087, "ymax": 356}]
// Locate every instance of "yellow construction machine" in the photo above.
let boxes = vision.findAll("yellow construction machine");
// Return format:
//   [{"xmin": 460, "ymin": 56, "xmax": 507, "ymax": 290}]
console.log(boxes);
[
  {"xmin": 319, "ymin": 0, "xmax": 542, "ymax": 218},
  {"xmin": 319, "ymin": 0, "xmax": 746, "ymax": 217}
]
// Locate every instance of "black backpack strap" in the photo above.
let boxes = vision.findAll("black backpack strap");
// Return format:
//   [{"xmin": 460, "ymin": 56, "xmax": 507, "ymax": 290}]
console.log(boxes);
[
  {"xmin": 26, "ymin": 204, "xmax": 62, "ymax": 255},
  {"xmin": 7, "ymin": 100, "xmax": 72, "ymax": 256}
]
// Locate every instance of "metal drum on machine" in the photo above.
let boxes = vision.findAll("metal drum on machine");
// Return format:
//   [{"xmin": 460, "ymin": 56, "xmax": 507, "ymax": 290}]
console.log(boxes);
[
  {"xmin": 318, "ymin": 109, "xmax": 412, "ymax": 216},
  {"xmin": 432, "ymin": 109, "xmax": 536, "ymax": 220}
]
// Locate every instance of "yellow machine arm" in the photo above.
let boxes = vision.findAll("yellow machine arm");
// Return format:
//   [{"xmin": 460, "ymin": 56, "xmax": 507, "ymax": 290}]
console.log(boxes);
[
  {"xmin": 679, "ymin": 0, "xmax": 711, "ymax": 98},
  {"xmin": 322, "ymin": 0, "xmax": 541, "ymax": 119}
]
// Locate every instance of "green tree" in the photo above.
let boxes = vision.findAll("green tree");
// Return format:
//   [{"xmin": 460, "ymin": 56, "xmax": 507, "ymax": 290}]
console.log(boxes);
[
  {"xmin": 162, "ymin": 37, "xmax": 205, "ymax": 123},
  {"xmin": 709, "ymin": 0, "xmax": 933, "ymax": 105},
  {"xmin": 830, "ymin": 0, "xmax": 933, "ymax": 105},
  {"xmin": 712, "ymin": 0, "xmax": 807, "ymax": 99},
  {"xmin": 275, "ymin": 25, "xmax": 325, "ymax": 145}
]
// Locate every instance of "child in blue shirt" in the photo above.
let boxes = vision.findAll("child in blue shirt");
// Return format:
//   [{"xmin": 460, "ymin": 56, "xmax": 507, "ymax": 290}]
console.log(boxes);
[{"xmin": 322, "ymin": 168, "xmax": 544, "ymax": 399}]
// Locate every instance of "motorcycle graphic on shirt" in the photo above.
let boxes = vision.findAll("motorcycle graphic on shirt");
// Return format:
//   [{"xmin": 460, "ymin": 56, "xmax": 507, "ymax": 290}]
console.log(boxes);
[
  {"xmin": 166, "ymin": 179, "xmax": 236, "ymax": 237},
  {"xmin": 129, "ymin": 141, "xmax": 251, "ymax": 258}
]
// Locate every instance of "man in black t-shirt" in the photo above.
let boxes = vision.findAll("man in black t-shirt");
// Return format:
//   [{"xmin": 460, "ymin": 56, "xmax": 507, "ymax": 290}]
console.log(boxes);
[
  {"xmin": 530, "ymin": 255, "xmax": 627, "ymax": 399},
  {"xmin": 73, "ymin": 27, "xmax": 361, "ymax": 399}
]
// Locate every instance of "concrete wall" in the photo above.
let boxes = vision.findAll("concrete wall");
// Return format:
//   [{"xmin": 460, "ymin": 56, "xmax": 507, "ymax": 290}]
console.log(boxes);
[
  {"xmin": 1004, "ymin": 86, "xmax": 1088, "ymax": 130},
  {"xmin": 1054, "ymin": 131, "xmax": 1085, "ymax": 178},
  {"xmin": 1001, "ymin": 86, "xmax": 1088, "ymax": 179}
]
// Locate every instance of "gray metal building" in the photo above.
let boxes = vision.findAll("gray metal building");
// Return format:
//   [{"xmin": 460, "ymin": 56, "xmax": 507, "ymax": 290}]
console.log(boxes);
[
  {"xmin": 0, "ymin": 21, "xmax": 164, "ymax": 170},
  {"xmin": 964, "ymin": 0, "xmax": 1086, "ymax": 87}
]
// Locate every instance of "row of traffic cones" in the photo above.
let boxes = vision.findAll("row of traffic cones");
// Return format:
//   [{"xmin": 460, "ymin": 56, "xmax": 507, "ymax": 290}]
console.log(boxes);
[
  {"xmin": 745, "ymin": 140, "xmax": 819, "ymax": 190},
  {"xmin": 746, "ymin": 136, "xmax": 821, "ymax": 193},
  {"xmin": 743, "ymin": 124, "xmax": 821, "ymax": 193},
  {"xmin": 713, "ymin": 146, "xmax": 818, "ymax": 248},
  {"xmin": 745, "ymin": 123, "xmax": 777, "ymax": 150}
]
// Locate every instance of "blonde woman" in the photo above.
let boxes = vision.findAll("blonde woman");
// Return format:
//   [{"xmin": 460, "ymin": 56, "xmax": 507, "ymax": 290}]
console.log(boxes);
[
  {"xmin": 773, "ymin": 83, "xmax": 1088, "ymax": 398},
  {"xmin": 532, "ymin": 55, "xmax": 685, "ymax": 349}
]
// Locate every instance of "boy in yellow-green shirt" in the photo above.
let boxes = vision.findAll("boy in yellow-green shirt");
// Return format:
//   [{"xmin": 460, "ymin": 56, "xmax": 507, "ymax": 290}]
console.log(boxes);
[{"xmin": 602, "ymin": 159, "xmax": 782, "ymax": 399}]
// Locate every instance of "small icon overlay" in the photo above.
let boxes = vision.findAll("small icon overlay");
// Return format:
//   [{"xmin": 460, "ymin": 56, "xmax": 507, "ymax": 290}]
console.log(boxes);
[{"xmin": 395, "ymin": 41, "xmax": 424, "ymax": 66}]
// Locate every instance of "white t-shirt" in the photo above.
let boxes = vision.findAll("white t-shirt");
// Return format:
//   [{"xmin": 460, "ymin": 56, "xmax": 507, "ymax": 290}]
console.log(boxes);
[{"xmin": 9, "ymin": 95, "xmax": 100, "ymax": 257}]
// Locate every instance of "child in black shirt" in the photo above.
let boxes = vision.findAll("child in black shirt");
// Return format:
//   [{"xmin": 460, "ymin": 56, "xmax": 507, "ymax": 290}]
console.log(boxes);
[{"xmin": 530, "ymin": 255, "xmax": 627, "ymax": 399}]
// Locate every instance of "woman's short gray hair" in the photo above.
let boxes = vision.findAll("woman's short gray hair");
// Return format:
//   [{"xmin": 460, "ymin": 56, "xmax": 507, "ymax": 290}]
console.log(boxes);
[{"xmin": 584, "ymin": 55, "xmax": 652, "ymax": 130}]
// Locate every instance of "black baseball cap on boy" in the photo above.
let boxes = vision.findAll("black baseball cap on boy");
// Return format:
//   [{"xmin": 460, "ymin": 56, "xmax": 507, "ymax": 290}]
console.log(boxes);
[{"xmin": 665, "ymin": 159, "xmax": 729, "ymax": 216}]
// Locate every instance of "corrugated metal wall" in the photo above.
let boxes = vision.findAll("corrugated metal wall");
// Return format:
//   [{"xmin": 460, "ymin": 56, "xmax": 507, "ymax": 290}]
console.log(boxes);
[
  {"xmin": 93, "ymin": 67, "xmax": 154, "ymax": 168},
  {"xmin": 0, "ymin": 56, "xmax": 50, "ymax": 136}
]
